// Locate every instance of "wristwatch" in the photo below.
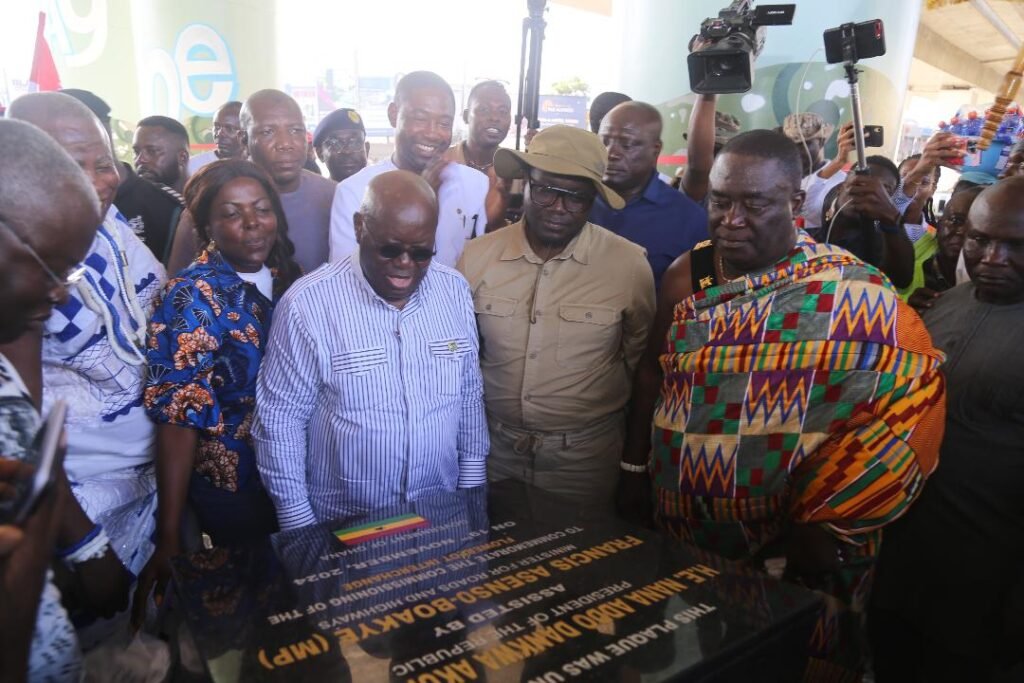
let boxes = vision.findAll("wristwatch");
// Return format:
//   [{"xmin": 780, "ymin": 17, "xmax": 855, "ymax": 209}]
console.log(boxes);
[{"xmin": 876, "ymin": 213, "xmax": 903, "ymax": 235}]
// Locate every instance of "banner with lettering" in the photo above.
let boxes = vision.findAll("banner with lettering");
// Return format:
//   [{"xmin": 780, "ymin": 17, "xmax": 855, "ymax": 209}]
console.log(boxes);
[{"xmin": 41, "ymin": 0, "xmax": 276, "ymax": 152}]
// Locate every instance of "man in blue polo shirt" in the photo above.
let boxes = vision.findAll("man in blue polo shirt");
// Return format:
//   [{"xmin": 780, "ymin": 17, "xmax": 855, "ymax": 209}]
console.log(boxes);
[{"xmin": 590, "ymin": 101, "xmax": 707, "ymax": 288}]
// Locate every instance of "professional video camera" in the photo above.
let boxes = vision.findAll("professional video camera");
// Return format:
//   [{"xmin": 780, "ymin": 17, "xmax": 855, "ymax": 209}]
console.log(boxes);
[{"xmin": 687, "ymin": 0, "xmax": 795, "ymax": 95}]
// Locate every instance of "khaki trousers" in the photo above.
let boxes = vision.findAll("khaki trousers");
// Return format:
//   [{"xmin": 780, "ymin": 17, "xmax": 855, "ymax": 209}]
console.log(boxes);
[{"xmin": 486, "ymin": 412, "xmax": 625, "ymax": 508}]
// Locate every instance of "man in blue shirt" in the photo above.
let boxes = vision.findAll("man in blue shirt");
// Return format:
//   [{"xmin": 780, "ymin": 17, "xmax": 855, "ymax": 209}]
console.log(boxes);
[
  {"xmin": 254, "ymin": 170, "xmax": 489, "ymax": 530},
  {"xmin": 590, "ymin": 101, "xmax": 708, "ymax": 288}
]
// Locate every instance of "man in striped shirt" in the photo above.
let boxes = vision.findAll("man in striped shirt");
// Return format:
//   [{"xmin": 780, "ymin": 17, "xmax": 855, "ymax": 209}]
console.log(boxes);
[{"xmin": 254, "ymin": 170, "xmax": 489, "ymax": 530}]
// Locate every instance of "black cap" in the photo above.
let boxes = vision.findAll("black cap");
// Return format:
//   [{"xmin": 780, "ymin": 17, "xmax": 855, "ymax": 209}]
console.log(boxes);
[
  {"xmin": 312, "ymin": 108, "xmax": 366, "ymax": 148},
  {"xmin": 588, "ymin": 91, "xmax": 631, "ymax": 133},
  {"xmin": 60, "ymin": 88, "xmax": 112, "ymax": 123}
]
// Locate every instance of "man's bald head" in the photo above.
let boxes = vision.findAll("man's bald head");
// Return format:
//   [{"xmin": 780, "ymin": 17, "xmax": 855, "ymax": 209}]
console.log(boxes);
[
  {"xmin": 962, "ymin": 176, "xmax": 1024, "ymax": 304},
  {"xmin": 0, "ymin": 119, "xmax": 100, "ymax": 342},
  {"xmin": 360, "ymin": 170, "xmax": 439, "ymax": 224},
  {"xmin": 0, "ymin": 118, "xmax": 99, "ymax": 237},
  {"xmin": 968, "ymin": 177, "xmax": 1024, "ymax": 231},
  {"xmin": 599, "ymin": 101, "xmax": 664, "ymax": 200},
  {"xmin": 604, "ymin": 101, "xmax": 663, "ymax": 138},
  {"xmin": 240, "ymin": 90, "xmax": 308, "ymax": 192},
  {"xmin": 240, "ymin": 89, "xmax": 302, "ymax": 132},
  {"xmin": 218, "ymin": 100, "xmax": 242, "ymax": 118},
  {"xmin": 8, "ymin": 91, "xmax": 104, "ymax": 140},
  {"xmin": 9, "ymin": 91, "xmax": 121, "ymax": 215},
  {"xmin": 354, "ymin": 171, "xmax": 439, "ymax": 309}
]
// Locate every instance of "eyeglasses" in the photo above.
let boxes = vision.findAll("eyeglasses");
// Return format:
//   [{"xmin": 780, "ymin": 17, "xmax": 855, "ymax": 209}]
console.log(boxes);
[
  {"xmin": 0, "ymin": 219, "xmax": 87, "ymax": 290},
  {"xmin": 321, "ymin": 135, "xmax": 366, "ymax": 153},
  {"xmin": 362, "ymin": 222, "xmax": 435, "ymax": 263},
  {"xmin": 528, "ymin": 182, "xmax": 595, "ymax": 214}
]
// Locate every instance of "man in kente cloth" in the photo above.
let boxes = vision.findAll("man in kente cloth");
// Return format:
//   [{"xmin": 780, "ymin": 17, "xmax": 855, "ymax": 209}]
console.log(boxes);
[{"xmin": 619, "ymin": 129, "xmax": 947, "ymax": 681}]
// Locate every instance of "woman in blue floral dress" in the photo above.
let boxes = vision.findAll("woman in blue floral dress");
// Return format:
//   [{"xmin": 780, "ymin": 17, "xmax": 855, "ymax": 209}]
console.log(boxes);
[{"xmin": 135, "ymin": 160, "xmax": 301, "ymax": 610}]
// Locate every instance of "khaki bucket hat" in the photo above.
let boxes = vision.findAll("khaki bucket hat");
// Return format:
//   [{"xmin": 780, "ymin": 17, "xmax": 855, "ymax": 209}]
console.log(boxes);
[{"xmin": 494, "ymin": 125, "xmax": 624, "ymax": 209}]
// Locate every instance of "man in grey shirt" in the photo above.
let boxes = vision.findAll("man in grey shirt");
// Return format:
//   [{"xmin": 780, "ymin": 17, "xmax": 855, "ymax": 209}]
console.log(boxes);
[{"xmin": 166, "ymin": 90, "xmax": 336, "ymax": 275}]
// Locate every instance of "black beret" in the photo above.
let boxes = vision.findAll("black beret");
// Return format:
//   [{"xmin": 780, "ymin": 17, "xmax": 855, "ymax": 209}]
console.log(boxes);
[
  {"xmin": 313, "ymin": 108, "xmax": 366, "ymax": 148},
  {"xmin": 60, "ymin": 88, "xmax": 112, "ymax": 123}
]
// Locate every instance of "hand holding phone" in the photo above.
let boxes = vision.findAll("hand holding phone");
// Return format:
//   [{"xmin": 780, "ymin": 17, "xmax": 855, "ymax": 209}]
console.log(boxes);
[
  {"xmin": 921, "ymin": 131, "xmax": 967, "ymax": 168},
  {"xmin": 0, "ymin": 458, "xmax": 33, "ymax": 557},
  {"xmin": 0, "ymin": 404, "xmax": 68, "ymax": 677},
  {"xmin": 833, "ymin": 123, "xmax": 856, "ymax": 162},
  {"xmin": 863, "ymin": 125, "xmax": 884, "ymax": 148},
  {"xmin": 0, "ymin": 401, "xmax": 67, "ymax": 526}
]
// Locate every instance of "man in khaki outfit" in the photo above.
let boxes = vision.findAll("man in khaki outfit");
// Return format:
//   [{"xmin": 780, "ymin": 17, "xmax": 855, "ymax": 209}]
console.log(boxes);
[{"xmin": 457, "ymin": 125, "xmax": 655, "ymax": 507}]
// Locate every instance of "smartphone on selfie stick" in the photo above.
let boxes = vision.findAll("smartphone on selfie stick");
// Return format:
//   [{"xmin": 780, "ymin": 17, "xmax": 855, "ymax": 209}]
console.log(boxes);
[{"xmin": 823, "ymin": 19, "xmax": 886, "ymax": 173}]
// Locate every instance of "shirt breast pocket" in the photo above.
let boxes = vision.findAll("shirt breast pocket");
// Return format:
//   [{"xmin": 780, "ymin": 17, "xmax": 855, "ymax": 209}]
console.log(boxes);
[
  {"xmin": 330, "ymin": 347, "xmax": 387, "ymax": 411},
  {"xmin": 556, "ymin": 303, "xmax": 622, "ymax": 370},
  {"xmin": 428, "ymin": 338, "xmax": 472, "ymax": 396},
  {"xmin": 474, "ymin": 294, "xmax": 517, "ymax": 318},
  {"xmin": 474, "ymin": 294, "xmax": 519, "ymax": 359}
]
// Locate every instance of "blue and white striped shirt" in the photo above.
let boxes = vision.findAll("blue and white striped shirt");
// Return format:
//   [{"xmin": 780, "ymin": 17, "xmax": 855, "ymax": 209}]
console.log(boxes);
[{"xmin": 253, "ymin": 254, "xmax": 489, "ymax": 530}]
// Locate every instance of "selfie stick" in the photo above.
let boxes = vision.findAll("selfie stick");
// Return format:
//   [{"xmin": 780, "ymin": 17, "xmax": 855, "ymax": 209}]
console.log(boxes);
[{"xmin": 839, "ymin": 23, "xmax": 869, "ymax": 174}]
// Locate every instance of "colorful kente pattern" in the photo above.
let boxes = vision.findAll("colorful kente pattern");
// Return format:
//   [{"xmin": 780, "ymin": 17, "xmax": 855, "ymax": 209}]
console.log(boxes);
[
  {"xmin": 144, "ymin": 249, "xmax": 282, "ymax": 492},
  {"xmin": 651, "ymin": 232, "xmax": 946, "ymax": 681}
]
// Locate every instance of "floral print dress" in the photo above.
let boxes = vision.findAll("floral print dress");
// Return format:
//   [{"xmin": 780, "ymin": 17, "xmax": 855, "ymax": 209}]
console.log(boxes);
[{"xmin": 144, "ymin": 249, "xmax": 282, "ymax": 540}]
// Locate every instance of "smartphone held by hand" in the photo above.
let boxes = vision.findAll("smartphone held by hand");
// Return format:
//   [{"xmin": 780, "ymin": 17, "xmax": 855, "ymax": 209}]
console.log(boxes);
[
  {"xmin": 0, "ymin": 400, "xmax": 67, "ymax": 526},
  {"xmin": 863, "ymin": 125, "xmax": 883, "ymax": 148}
]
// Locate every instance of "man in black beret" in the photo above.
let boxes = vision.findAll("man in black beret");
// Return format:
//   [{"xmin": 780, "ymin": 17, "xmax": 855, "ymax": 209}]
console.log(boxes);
[{"xmin": 313, "ymin": 108, "xmax": 369, "ymax": 182}]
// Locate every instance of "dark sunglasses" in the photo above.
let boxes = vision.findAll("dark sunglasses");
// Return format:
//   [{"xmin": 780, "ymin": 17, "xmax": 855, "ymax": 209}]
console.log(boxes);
[
  {"xmin": 363, "ymin": 222, "xmax": 435, "ymax": 263},
  {"xmin": 528, "ymin": 182, "xmax": 595, "ymax": 214},
  {"xmin": 375, "ymin": 244, "xmax": 436, "ymax": 263}
]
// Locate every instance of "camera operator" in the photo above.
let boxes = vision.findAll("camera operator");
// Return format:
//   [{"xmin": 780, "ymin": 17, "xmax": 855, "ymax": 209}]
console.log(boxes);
[
  {"xmin": 681, "ymin": 1, "xmax": 792, "ymax": 201},
  {"xmin": 678, "ymin": 39, "xmax": 728, "ymax": 204},
  {"xmin": 821, "ymin": 155, "xmax": 915, "ymax": 288}
]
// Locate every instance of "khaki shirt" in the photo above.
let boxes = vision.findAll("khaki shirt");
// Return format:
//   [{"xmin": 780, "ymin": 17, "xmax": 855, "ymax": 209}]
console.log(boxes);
[{"xmin": 457, "ymin": 221, "xmax": 655, "ymax": 432}]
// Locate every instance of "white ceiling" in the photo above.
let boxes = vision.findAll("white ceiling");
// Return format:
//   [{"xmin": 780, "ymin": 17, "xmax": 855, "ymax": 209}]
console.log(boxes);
[{"xmin": 911, "ymin": 0, "xmax": 1023, "ymax": 92}]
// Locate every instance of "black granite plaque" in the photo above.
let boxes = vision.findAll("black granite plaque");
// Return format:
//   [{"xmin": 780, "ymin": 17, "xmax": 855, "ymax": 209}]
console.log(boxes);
[{"xmin": 172, "ymin": 480, "xmax": 820, "ymax": 682}]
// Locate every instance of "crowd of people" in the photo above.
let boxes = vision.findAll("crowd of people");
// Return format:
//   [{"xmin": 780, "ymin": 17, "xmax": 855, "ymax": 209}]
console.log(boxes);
[{"xmin": 1, "ymin": 60, "xmax": 1022, "ymax": 683}]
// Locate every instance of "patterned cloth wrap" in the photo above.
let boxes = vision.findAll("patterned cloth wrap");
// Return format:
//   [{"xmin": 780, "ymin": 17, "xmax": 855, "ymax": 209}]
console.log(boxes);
[
  {"xmin": 651, "ymin": 231, "xmax": 946, "ymax": 681},
  {"xmin": 145, "ymin": 248, "xmax": 281, "ymax": 494}
]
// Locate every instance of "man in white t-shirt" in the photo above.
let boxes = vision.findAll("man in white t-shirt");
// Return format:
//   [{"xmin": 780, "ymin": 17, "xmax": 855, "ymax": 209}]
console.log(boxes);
[
  {"xmin": 329, "ymin": 71, "xmax": 488, "ymax": 267},
  {"xmin": 187, "ymin": 101, "xmax": 245, "ymax": 175}
]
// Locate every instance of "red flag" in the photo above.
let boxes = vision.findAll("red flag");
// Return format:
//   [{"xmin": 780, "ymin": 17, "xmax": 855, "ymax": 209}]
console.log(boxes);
[{"xmin": 28, "ymin": 12, "xmax": 61, "ymax": 92}]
